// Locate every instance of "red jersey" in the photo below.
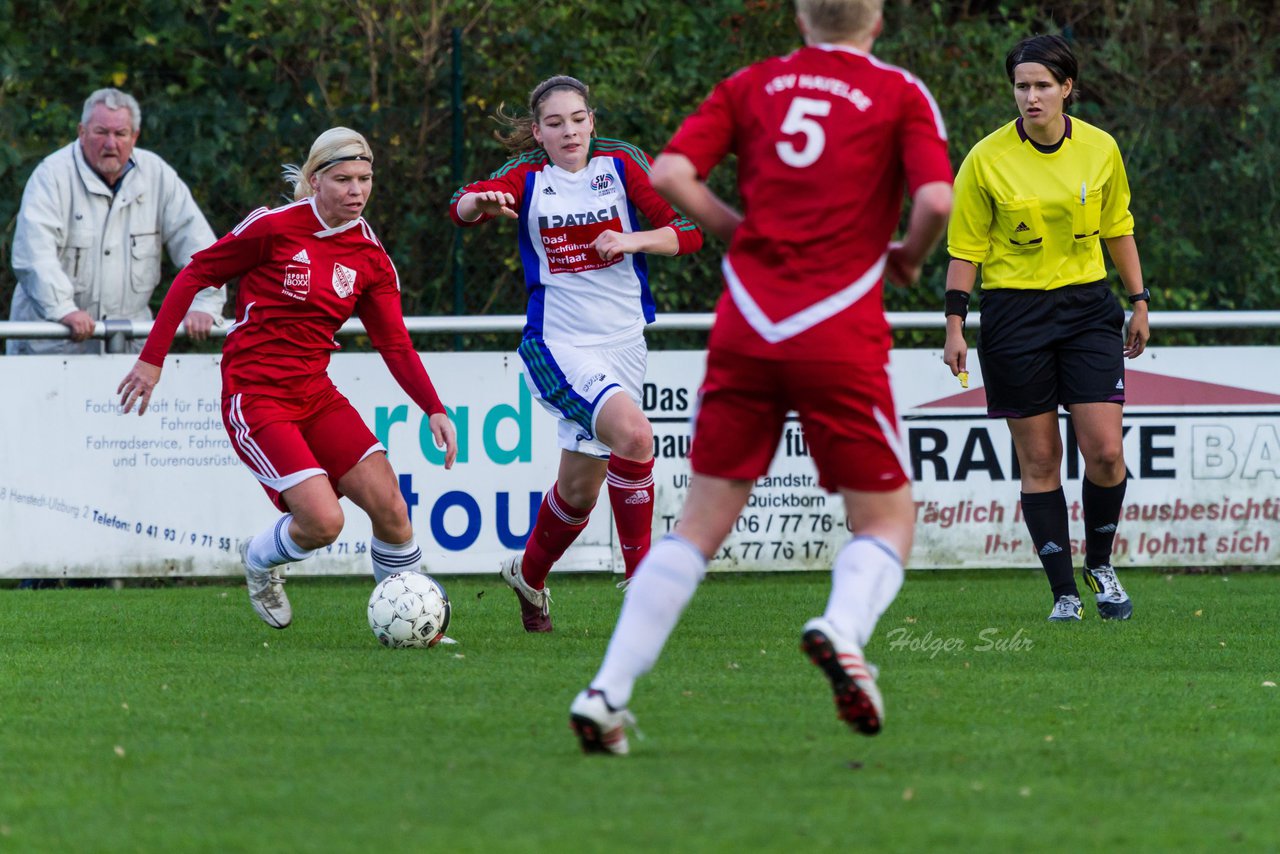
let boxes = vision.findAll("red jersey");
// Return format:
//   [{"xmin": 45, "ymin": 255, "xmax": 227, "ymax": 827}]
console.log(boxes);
[
  {"xmin": 665, "ymin": 44, "xmax": 953, "ymax": 361},
  {"xmin": 140, "ymin": 198, "xmax": 444, "ymax": 415}
]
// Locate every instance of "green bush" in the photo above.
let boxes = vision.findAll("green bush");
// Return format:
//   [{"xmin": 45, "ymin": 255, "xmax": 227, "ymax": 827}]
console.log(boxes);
[{"xmin": 2, "ymin": 1, "xmax": 1277, "ymax": 350}]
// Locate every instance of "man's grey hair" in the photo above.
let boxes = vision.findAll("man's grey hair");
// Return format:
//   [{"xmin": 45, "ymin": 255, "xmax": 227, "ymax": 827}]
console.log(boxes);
[{"xmin": 81, "ymin": 88, "xmax": 142, "ymax": 133}]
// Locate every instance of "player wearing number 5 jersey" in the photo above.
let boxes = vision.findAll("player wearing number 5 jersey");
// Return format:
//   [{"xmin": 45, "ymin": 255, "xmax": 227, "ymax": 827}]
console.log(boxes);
[
  {"xmin": 118, "ymin": 127, "xmax": 458, "ymax": 630},
  {"xmin": 569, "ymin": 0, "xmax": 953, "ymax": 755},
  {"xmin": 451, "ymin": 76, "xmax": 702, "ymax": 633}
]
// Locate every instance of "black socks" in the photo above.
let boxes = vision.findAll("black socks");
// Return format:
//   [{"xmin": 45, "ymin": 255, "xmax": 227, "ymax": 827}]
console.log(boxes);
[
  {"xmin": 1083, "ymin": 476, "xmax": 1127, "ymax": 569},
  {"xmin": 1020, "ymin": 487, "xmax": 1077, "ymax": 600}
]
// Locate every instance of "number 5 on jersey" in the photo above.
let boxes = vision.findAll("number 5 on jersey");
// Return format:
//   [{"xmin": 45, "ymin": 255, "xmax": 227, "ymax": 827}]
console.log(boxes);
[{"xmin": 776, "ymin": 97, "xmax": 833, "ymax": 168}]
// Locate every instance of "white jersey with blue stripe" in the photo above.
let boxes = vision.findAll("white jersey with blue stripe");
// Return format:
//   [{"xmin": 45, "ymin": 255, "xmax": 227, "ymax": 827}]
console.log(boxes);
[
  {"xmin": 451, "ymin": 137, "xmax": 703, "ymax": 348},
  {"xmin": 515, "ymin": 154, "xmax": 653, "ymax": 346}
]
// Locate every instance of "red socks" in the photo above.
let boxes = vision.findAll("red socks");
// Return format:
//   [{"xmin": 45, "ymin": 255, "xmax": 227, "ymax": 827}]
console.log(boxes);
[
  {"xmin": 522, "ymin": 483, "xmax": 592, "ymax": 589},
  {"xmin": 606, "ymin": 455, "xmax": 655, "ymax": 579},
  {"xmin": 522, "ymin": 456, "xmax": 655, "ymax": 585}
]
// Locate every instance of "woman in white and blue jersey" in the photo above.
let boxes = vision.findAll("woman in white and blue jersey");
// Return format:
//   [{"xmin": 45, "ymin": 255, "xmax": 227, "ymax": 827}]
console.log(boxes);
[{"xmin": 451, "ymin": 75, "xmax": 702, "ymax": 632}]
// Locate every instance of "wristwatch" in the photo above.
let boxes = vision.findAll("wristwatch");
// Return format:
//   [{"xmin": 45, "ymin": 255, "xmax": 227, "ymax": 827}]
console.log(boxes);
[{"xmin": 1127, "ymin": 288, "xmax": 1151, "ymax": 304}]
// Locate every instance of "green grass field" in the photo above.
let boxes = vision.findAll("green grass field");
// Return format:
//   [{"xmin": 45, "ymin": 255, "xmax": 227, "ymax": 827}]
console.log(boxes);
[{"xmin": 2, "ymin": 568, "xmax": 1277, "ymax": 853}]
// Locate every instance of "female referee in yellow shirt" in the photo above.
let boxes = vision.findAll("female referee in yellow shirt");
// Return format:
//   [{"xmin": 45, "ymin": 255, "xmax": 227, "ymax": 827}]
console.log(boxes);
[{"xmin": 942, "ymin": 34, "xmax": 1149, "ymax": 622}]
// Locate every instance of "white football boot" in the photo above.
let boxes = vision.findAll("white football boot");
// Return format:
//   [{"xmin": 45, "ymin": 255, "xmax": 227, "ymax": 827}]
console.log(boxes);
[
  {"xmin": 1082, "ymin": 565, "xmax": 1133, "ymax": 620},
  {"xmin": 240, "ymin": 539, "xmax": 292, "ymax": 629},
  {"xmin": 1047, "ymin": 594, "xmax": 1084, "ymax": 622},
  {"xmin": 500, "ymin": 554, "xmax": 552, "ymax": 632},
  {"xmin": 570, "ymin": 689, "xmax": 638, "ymax": 756},
  {"xmin": 800, "ymin": 617, "xmax": 884, "ymax": 735}
]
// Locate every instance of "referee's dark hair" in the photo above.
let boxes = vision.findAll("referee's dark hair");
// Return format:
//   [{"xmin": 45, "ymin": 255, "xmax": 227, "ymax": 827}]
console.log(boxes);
[{"xmin": 1005, "ymin": 34, "xmax": 1079, "ymax": 105}]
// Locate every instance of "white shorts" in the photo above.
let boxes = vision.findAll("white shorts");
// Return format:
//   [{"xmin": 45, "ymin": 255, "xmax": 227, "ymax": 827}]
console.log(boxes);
[{"xmin": 517, "ymin": 336, "xmax": 647, "ymax": 459}]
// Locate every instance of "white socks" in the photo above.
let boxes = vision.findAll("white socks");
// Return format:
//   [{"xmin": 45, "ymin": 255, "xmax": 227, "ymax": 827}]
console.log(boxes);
[
  {"xmin": 824, "ymin": 536, "xmax": 905, "ymax": 648},
  {"xmin": 245, "ymin": 514, "xmax": 316, "ymax": 573},
  {"xmin": 370, "ymin": 536, "xmax": 423, "ymax": 583},
  {"xmin": 244, "ymin": 517, "xmax": 422, "ymax": 583},
  {"xmin": 590, "ymin": 534, "xmax": 707, "ymax": 709}
]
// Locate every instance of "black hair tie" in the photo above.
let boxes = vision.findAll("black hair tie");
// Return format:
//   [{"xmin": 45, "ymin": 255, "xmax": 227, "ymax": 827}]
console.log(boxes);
[{"xmin": 316, "ymin": 154, "xmax": 373, "ymax": 172}]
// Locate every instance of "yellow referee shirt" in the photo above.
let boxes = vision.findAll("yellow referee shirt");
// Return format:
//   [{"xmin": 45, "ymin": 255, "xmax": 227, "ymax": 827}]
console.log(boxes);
[{"xmin": 947, "ymin": 115, "xmax": 1135, "ymax": 291}]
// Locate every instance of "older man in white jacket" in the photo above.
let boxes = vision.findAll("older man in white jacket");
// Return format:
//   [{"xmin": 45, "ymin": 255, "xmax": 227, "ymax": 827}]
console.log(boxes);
[{"xmin": 7, "ymin": 88, "xmax": 224, "ymax": 355}]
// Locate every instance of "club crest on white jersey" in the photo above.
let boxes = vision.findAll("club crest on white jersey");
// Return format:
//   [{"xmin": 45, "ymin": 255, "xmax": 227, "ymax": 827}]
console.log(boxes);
[
  {"xmin": 588, "ymin": 170, "xmax": 614, "ymax": 192},
  {"xmin": 333, "ymin": 263, "xmax": 357, "ymax": 298}
]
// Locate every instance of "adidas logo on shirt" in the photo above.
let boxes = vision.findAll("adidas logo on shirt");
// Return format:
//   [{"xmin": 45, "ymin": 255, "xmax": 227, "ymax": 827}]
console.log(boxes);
[
  {"xmin": 292, "ymin": 249, "xmax": 311, "ymax": 264},
  {"xmin": 1015, "ymin": 221, "xmax": 1030, "ymax": 233},
  {"xmin": 1038, "ymin": 541, "xmax": 1064, "ymax": 556},
  {"xmin": 542, "ymin": 186, "xmax": 556, "ymax": 195}
]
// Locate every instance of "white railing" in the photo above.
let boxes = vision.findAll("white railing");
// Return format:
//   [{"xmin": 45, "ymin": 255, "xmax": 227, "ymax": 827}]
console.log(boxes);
[{"xmin": 2, "ymin": 310, "xmax": 1278, "ymax": 346}]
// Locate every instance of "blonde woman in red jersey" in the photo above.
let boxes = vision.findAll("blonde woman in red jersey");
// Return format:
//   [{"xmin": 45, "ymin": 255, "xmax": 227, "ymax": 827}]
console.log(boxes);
[
  {"xmin": 118, "ymin": 128, "xmax": 457, "ymax": 630},
  {"xmin": 568, "ymin": 0, "xmax": 954, "ymax": 754}
]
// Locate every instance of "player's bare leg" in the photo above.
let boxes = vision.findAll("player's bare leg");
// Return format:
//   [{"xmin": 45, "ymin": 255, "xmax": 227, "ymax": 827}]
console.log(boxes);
[
  {"xmin": 340, "ymin": 452, "xmax": 412, "ymax": 543},
  {"xmin": 281, "ymin": 476, "xmax": 346, "ymax": 549},
  {"xmin": 341, "ymin": 452, "xmax": 424, "ymax": 583},
  {"xmin": 552, "ymin": 450, "xmax": 609, "ymax": 512}
]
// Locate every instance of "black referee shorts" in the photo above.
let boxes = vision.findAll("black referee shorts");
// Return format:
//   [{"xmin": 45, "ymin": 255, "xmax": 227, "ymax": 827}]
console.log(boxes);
[{"xmin": 976, "ymin": 282, "xmax": 1126, "ymax": 419}]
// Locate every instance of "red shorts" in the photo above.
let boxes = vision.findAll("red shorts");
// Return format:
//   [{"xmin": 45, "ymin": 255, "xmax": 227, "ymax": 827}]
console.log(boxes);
[
  {"xmin": 222, "ymin": 386, "xmax": 383, "ymax": 511},
  {"xmin": 689, "ymin": 349, "xmax": 908, "ymax": 493}
]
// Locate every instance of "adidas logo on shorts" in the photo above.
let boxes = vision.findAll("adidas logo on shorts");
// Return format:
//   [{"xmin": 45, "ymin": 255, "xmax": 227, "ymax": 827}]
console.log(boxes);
[{"xmin": 1015, "ymin": 221, "xmax": 1030, "ymax": 232}]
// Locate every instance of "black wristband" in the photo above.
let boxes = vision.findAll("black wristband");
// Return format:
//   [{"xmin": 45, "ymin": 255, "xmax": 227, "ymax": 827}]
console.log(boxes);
[
  {"xmin": 944, "ymin": 289, "xmax": 971, "ymax": 320},
  {"xmin": 1127, "ymin": 287, "xmax": 1150, "ymax": 304}
]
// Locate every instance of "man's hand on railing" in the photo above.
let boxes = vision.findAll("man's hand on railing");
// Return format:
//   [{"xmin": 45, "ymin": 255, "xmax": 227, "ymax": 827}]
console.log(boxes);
[
  {"xmin": 182, "ymin": 311, "xmax": 217, "ymax": 342},
  {"xmin": 59, "ymin": 309, "xmax": 97, "ymax": 342}
]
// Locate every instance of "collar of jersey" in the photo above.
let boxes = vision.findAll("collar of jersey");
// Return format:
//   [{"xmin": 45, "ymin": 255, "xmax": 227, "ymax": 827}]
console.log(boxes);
[
  {"xmin": 811, "ymin": 43, "xmax": 870, "ymax": 58},
  {"xmin": 543, "ymin": 146, "xmax": 595, "ymax": 179},
  {"xmin": 307, "ymin": 196, "xmax": 365, "ymax": 237},
  {"xmin": 1016, "ymin": 115, "xmax": 1072, "ymax": 153}
]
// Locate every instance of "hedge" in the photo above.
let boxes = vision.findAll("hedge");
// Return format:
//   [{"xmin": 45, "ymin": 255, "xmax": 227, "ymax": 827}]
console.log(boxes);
[{"xmin": 2, "ymin": 0, "xmax": 1277, "ymax": 351}]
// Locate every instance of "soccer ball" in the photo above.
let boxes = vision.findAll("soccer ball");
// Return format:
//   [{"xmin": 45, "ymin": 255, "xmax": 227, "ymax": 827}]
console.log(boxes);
[{"xmin": 367, "ymin": 572, "xmax": 451, "ymax": 648}]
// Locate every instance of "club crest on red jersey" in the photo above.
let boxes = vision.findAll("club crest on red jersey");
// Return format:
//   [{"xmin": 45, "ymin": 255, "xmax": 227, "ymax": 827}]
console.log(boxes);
[
  {"xmin": 333, "ymin": 263, "xmax": 357, "ymax": 298},
  {"xmin": 283, "ymin": 265, "xmax": 311, "ymax": 300}
]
